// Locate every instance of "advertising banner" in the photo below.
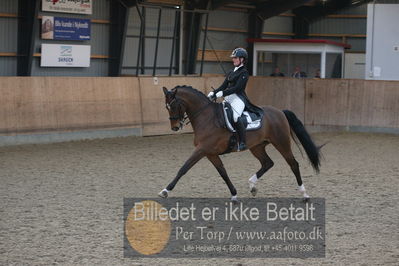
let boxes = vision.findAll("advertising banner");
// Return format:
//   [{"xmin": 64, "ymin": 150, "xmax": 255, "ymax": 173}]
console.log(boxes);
[
  {"xmin": 42, "ymin": 0, "xmax": 92, "ymax": 15},
  {"xmin": 124, "ymin": 198, "xmax": 326, "ymax": 258},
  {"xmin": 41, "ymin": 44, "xmax": 91, "ymax": 67},
  {"xmin": 42, "ymin": 16, "xmax": 90, "ymax": 41}
]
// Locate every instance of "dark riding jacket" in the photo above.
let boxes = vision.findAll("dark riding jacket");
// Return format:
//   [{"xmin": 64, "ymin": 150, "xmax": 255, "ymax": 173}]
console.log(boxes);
[{"xmin": 215, "ymin": 65, "xmax": 263, "ymax": 117}]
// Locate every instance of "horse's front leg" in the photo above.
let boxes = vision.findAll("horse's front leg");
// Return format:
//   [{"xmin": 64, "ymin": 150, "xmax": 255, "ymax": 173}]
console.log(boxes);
[
  {"xmin": 206, "ymin": 155, "xmax": 238, "ymax": 202},
  {"xmin": 159, "ymin": 147, "xmax": 204, "ymax": 198}
]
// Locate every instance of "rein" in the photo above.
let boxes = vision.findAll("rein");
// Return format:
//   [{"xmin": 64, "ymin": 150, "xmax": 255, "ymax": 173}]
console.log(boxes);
[
  {"xmin": 168, "ymin": 97, "xmax": 213, "ymax": 128},
  {"xmin": 183, "ymin": 101, "xmax": 213, "ymax": 125}
]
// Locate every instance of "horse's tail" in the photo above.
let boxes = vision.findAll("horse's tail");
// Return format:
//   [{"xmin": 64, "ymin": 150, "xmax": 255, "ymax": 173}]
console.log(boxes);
[{"xmin": 283, "ymin": 110, "xmax": 321, "ymax": 173}]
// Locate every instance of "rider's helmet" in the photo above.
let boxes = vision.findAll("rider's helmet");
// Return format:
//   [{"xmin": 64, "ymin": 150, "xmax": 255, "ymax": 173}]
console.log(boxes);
[{"xmin": 230, "ymin": 47, "xmax": 248, "ymax": 60}]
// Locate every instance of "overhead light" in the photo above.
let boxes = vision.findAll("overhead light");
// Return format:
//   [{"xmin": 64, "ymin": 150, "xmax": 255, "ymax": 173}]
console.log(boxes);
[{"xmin": 352, "ymin": 0, "xmax": 361, "ymax": 4}]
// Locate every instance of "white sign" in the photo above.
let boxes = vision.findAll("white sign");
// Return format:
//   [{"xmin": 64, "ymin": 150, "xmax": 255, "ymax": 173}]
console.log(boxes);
[
  {"xmin": 42, "ymin": 0, "xmax": 92, "ymax": 15},
  {"xmin": 41, "ymin": 44, "xmax": 91, "ymax": 67},
  {"xmin": 373, "ymin": 66, "xmax": 381, "ymax": 77}
]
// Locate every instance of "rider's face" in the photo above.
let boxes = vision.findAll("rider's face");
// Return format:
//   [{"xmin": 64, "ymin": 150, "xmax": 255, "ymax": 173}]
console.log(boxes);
[{"xmin": 232, "ymin": 57, "xmax": 241, "ymax": 67}]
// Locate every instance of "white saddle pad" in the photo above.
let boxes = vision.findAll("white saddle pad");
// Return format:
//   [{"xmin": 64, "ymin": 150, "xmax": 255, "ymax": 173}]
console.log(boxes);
[{"xmin": 222, "ymin": 102, "xmax": 262, "ymax": 133}]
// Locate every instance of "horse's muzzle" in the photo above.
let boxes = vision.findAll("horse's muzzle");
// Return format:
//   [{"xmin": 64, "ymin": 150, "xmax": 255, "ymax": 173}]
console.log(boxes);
[{"xmin": 172, "ymin": 127, "xmax": 179, "ymax": 131}]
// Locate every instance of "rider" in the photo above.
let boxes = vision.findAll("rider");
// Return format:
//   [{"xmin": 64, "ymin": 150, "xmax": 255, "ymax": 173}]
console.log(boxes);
[{"xmin": 208, "ymin": 47, "xmax": 261, "ymax": 151}]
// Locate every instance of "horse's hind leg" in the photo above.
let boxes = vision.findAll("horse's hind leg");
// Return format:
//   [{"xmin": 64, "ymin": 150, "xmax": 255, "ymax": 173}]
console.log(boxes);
[
  {"xmin": 248, "ymin": 143, "xmax": 274, "ymax": 196},
  {"xmin": 207, "ymin": 155, "xmax": 238, "ymax": 202},
  {"xmin": 272, "ymin": 136, "xmax": 310, "ymax": 199}
]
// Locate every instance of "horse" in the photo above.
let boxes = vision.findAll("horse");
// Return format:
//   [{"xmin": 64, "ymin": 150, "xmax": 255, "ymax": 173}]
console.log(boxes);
[{"xmin": 159, "ymin": 85, "xmax": 321, "ymax": 201}]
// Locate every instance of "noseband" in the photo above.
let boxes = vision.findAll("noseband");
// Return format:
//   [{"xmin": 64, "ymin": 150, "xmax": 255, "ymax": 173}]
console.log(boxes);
[{"xmin": 166, "ymin": 97, "xmax": 186, "ymax": 128}]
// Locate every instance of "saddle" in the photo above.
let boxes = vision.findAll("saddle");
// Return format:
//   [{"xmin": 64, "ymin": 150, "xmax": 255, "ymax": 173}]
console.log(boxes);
[{"xmin": 222, "ymin": 101, "xmax": 263, "ymax": 133}]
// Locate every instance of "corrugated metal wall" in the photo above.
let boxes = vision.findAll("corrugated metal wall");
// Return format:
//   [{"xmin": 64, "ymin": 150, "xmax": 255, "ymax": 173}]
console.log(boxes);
[
  {"xmin": 2, "ymin": 2, "xmax": 398, "ymax": 76},
  {"xmin": 309, "ymin": 5, "xmax": 367, "ymax": 52},
  {"xmin": 195, "ymin": 9, "xmax": 293, "ymax": 75},
  {"xmin": 263, "ymin": 15, "xmax": 293, "ymax": 37},
  {"xmin": 0, "ymin": 0, "xmax": 18, "ymax": 76},
  {"xmin": 196, "ymin": 9, "xmax": 248, "ymax": 75},
  {"xmin": 308, "ymin": 2, "xmax": 399, "ymax": 52},
  {"xmin": 122, "ymin": 6, "xmax": 178, "ymax": 76}
]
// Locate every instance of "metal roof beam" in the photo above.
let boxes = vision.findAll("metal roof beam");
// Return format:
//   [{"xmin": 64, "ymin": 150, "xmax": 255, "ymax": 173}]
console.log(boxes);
[
  {"xmin": 109, "ymin": 0, "xmax": 130, "ymax": 76},
  {"xmin": 293, "ymin": 0, "xmax": 373, "ymax": 22},
  {"xmin": 17, "ymin": 0, "xmax": 40, "ymax": 76},
  {"xmin": 210, "ymin": 0, "xmax": 231, "ymax": 9},
  {"xmin": 256, "ymin": 0, "xmax": 313, "ymax": 20},
  {"xmin": 184, "ymin": 0, "xmax": 211, "ymax": 74}
]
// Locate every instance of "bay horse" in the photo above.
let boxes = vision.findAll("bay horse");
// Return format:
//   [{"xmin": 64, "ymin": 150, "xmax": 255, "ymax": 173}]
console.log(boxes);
[{"xmin": 159, "ymin": 85, "xmax": 321, "ymax": 201}]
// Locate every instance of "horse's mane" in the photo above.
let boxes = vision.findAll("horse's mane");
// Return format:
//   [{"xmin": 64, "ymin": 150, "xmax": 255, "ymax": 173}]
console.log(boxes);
[{"xmin": 172, "ymin": 85, "xmax": 210, "ymax": 103}]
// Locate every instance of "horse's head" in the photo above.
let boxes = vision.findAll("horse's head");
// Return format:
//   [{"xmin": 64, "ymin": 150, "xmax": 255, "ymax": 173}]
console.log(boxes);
[{"xmin": 162, "ymin": 87, "xmax": 187, "ymax": 131}]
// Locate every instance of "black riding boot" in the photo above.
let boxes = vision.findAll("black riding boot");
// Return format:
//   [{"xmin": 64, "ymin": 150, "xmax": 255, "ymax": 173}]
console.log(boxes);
[{"xmin": 235, "ymin": 117, "xmax": 247, "ymax": 151}]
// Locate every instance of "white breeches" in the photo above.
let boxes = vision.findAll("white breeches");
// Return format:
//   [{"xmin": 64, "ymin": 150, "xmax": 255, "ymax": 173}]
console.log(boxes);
[{"xmin": 224, "ymin": 93, "xmax": 245, "ymax": 122}]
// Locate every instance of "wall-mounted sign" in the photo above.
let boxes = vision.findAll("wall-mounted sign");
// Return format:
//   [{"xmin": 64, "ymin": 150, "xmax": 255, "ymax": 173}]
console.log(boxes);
[
  {"xmin": 42, "ymin": 0, "xmax": 92, "ymax": 15},
  {"xmin": 41, "ymin": 44, "xmax": 91, "ymax": 67},
  {"xmin": 42, "ymin": 16, "xmax": 90, "ymax": 41}
]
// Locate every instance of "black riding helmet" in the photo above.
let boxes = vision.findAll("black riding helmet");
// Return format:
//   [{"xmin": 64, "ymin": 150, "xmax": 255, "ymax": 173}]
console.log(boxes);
[{"xmin": 230, "ymin": 47, "xmax": 248, "ymax": 60}]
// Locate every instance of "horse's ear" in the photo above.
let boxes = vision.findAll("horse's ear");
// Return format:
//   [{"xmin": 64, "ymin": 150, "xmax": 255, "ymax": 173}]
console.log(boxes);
[{"xmin": 162, "ymin": 87, "xmax": 168, "ymax": 96}]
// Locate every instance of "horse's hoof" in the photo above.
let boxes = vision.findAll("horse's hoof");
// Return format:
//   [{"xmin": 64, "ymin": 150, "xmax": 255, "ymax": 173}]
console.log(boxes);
[
  {"xmin": 250, "ymin": 187, "xmax": 257, "ymax": 197},
  {"xmin": 249, "ymin": 178, "xmax": 257, "ymax": 197},
  {"xmin": 158, "ymin": 189, "xmax": 168, "ymax": 198},
  {"xmin": 302, "ymin": 194, "xmax": 310, "ymax": 202},
  {"xmin": 231, "ymin": 195, "xmax": 239, "ymax": 204}
]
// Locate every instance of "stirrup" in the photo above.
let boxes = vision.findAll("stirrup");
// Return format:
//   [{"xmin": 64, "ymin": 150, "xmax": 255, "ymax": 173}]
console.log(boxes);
[{"xmin": 237, "ymin": 142, "xmax": 247, "ymax": 151}]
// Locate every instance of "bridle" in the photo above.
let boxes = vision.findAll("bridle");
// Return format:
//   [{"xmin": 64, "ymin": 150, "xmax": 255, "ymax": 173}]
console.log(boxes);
[
  {"xmin": 166, "ymin": 93, "xmax": 213, "ymax": 129},
  {"xmin": 166, "ymin": 97, "xmax": 186, "ymax": 129}
]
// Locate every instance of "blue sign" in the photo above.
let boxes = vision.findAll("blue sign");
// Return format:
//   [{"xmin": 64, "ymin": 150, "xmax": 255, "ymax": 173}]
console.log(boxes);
[{"xmin": 42, "ymin": 16, "xmax": 90, "ymax": 41}]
